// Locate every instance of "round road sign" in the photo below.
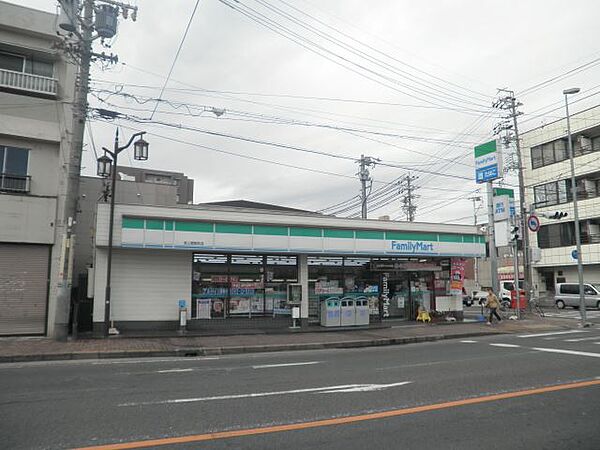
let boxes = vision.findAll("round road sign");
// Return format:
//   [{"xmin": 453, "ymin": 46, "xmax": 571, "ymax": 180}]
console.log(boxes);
[{"xmin": 527, "ymin": 214, "xmax": 540, "ymax": 232}]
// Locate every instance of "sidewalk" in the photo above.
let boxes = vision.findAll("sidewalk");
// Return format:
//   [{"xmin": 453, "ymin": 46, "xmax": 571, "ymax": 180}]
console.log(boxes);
[{"xmin": 0, "ymin": 316, "xmax": 574, "ymax": 363}]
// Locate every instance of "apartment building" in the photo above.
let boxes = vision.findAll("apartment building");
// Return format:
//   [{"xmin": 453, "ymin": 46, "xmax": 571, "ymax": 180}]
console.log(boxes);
[
  {"xmin": 0, "ymin": 2, "xmax": 76, "ymax": 335},
  {"xmin": 521, "ymin": 104, "xmax": 600, "ymax": 294}
]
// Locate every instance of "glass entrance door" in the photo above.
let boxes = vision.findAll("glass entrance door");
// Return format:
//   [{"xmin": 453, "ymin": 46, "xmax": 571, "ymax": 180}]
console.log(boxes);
[{"xmin": 382, "ymin": 273, "xmax": 410, "ymax": 319}]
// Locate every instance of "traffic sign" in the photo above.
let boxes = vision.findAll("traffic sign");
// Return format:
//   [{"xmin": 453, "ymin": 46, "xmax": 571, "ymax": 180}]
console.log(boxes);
[
  {"xmin": 527, "ymin": 214, "xmax": 540, "ymax": 232},
  {"xmin": 571, "ymin": 250, "xmax": 578, "ymax": 260}
]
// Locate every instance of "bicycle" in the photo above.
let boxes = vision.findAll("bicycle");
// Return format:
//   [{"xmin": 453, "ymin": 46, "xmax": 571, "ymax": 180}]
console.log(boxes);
[{"xmin": 529, "ymin": 295, "xmax": 545, "ymax": 318}]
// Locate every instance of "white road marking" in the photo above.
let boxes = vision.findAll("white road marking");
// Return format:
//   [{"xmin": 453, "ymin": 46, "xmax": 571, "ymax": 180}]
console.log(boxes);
[
  {"xmin": 320, "ymin": 381, "xmax": 412, "ymax": 393},
  {"xmin": 518, "ymin": 330, "xmax": 588, "ymax": 338},
  {"xmin": 489, "ymin": 343, "xmax": 521, "ymax": 348},
  {"xmin": 565, "ymin": 336, "xmax": 600, "ymax": 342},
  {"xmin": 460, "ymin": 340, "xmax": 478, "ymax": 343},
  {"xmin": 157, "ymin": 368, "xmax": 194, "ymax": 373},
  {"xmin": 251, "ymin": 361, "xmax": 321, "ymax": 369},
  {"xmin": 118, "ymin": 381, "xmax": 412, "ymax": 407},
  {"xmin": 531, "ymin": 347, "xmax": 600, "ymax": 358},
  {"xmin": 91, "ymin": 357, "xmax": 219, "ymax": 365}
]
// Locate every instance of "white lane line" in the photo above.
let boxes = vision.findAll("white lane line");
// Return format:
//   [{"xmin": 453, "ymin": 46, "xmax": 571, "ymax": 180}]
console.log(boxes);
[
  {"xmin": 157, "ymin": 368, "xmax": 194, "ymax": 373},
  {"xmin": 564, "ymin": 336, "xmax": 600, "ymax": 342},
  {"xmin": 319, "ymin": 381, "xmax": 412, "ymax": 393},
  {"xmin": 532, "ymin": 347, "xmax": 600, "ymax": 358},
  {"xmin": 118, "ymin": 381, "xmax": 412, "ymax": 407},
  {"xmin": 252, "ymin": 361, "xmax": 321, "ymax": 369},
  {"xmin": 92, "ymin": 357, "xmax": 219, "ymax": 365},
  {"xmin": 460, "ymin": 340, "xmax": 478, "ymax": 343},
  {"xmin": 518, "ymin": 330, "xmax": 588, "ymax": 338},
  {"xmin": 489, "ymin": 343, "xmax": 521, "ymax": 348}
]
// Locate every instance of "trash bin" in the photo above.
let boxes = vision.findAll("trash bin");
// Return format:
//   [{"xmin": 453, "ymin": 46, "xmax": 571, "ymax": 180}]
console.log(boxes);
[
  {"xmin": 355, "ymin": 296, "xmax": 370, "ymax": 326},
  {"xmin": 340, "ymin": 298, "xmax": 356, "ymax": 326},
  {"xmin": 320, "ymin": 297, "xmax": 341, "ymax": 327}
]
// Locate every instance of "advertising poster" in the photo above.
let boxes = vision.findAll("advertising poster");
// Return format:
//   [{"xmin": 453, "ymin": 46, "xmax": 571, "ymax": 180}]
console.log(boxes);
[
  {"xmin": 196, "ymin": 299, "xmax": 212, "ymax": 319},
  {"xmin": 450, "ymin": 258, "xmax": 466, "ymax": 295}
]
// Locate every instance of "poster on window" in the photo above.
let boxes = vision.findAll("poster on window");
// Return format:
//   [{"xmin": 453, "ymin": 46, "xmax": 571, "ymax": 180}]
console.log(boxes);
[
  {"xmin": 196, "ymin": 299, "xmax": 212, "ymax": 319},
  {"xmin": 450, "ymin": 258, "xmax": 466, "ymax": 295}
]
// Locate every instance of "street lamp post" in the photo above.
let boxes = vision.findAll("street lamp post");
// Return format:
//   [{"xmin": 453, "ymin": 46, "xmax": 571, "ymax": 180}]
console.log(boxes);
[
  {"xmin": 563, "ymin": 88, "xmax": 588, "ymax": 327},
  {"xmin": 98, "ymin": 129, "xmax": 149, "ymax": 336}
]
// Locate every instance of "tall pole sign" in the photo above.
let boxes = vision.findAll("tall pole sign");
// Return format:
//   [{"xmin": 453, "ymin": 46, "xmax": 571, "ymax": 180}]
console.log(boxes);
[
  {"xmin": 475, "ymin": 139, "xmax": 503, "ymax": 295},
  {"xmin": 474, "ymin": 140, "xmax": 503, "ymax": 184}
]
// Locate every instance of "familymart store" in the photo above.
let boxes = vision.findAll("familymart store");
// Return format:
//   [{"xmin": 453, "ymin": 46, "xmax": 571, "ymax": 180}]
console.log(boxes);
[{"xmin": 92, "ymin": 203, "xmax": 485, "ymax": 334}]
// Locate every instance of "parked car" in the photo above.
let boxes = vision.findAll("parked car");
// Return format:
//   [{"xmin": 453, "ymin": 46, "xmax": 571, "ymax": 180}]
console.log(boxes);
[{"xmin": 555, "ymin": 283, "xmax": 600, "ymax": 309}]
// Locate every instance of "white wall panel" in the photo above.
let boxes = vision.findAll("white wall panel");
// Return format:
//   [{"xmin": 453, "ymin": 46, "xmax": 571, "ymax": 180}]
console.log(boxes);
[
  {"xmin": 214, "ymin": 233, "xmax": 252, "ymax": 250},
  {"xmin": 94, "ymin": 248, "xmax": 192, "ymax": 322},
  {"xmin": 253, "ymin": 235, "xmax": 289, "ymax": 250},
  {"xmin": 355, "ymin": 239, "xmax": 385, "ymax": 253},
  {"xmin": 289, "ymin": 236, "xmax": 323, "ymax": 251},
  {"xmin": 323, "ymin": 238, "xmax": 355, "ymax": 252}
]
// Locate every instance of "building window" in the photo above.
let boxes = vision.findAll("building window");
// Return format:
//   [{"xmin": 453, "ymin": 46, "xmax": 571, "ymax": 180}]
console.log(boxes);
[
  {"xmin": 0, "ymin": 145, "xmax": 29, "ymax": 192},
  {"xmin": 0, "ymin": 51, "xmax": 54, "ymax": 77},
  {"xmin": 537, "ymin": 222, "xmax": 576, "ymax": 249},
  {"xmin": 530, "ymin": 136, "xmax": 599, "ymax": 170},
  {"xmin": 533, "ymin": 179, "xmax": 571, "ymax": 208},
  {"xmin": 531, "ymin": 146, "xmax": 543, "ymax": 169}
]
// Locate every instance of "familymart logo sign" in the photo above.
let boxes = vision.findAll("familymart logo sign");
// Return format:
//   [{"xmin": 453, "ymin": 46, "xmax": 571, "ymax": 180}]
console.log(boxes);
[{"xmin": 390, "ymin": 241, "xmax": 436, "ymax": 254}]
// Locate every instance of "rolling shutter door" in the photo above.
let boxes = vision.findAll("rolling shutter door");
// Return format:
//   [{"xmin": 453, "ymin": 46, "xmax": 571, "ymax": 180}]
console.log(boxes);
[{"xmin": 0, "ymin": 244, "xmax": 49, "ymax": 335}]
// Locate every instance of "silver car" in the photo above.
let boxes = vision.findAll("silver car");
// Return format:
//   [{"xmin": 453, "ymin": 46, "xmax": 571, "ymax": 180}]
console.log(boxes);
[{"xmin": 555, "ymin": 283, "xmax": 600, "ymax": 309}]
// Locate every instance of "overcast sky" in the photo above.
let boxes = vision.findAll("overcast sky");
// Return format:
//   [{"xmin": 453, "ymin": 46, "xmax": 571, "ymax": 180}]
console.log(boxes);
[{"xmin": 16, "ymin": 0, "xmax": 600, "ymax": 223}]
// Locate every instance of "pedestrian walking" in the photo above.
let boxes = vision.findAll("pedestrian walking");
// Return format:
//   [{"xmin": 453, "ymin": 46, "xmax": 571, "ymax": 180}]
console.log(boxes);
[{"xmin": 485, "ymin": 288, "xmax": 502, "ymax": 325}]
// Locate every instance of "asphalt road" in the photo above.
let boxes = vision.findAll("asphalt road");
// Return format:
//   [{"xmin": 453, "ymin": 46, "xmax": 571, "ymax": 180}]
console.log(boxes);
[{"xmin": 1, "ymin": 326, "xmax": 600, "ymax": 450}]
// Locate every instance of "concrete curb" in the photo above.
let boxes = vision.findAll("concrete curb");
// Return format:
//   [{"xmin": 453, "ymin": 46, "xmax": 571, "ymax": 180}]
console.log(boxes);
[{"xmin": 0, "ymin": 330, "xmax": 506, "ymax": 363}]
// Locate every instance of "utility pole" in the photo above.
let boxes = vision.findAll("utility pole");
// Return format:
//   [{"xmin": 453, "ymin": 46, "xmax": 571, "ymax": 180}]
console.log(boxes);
[
  {"xmin": 52, "ymin": 0, "xmax": 140, "ymax": 339},
  {"xmin": 494, "ymin": 89, "xmax": 530, "ymax": 303},
  {"xmin": 487, "ymin": 182, "xmax": 499, "ymax": 294},
  {"xmin": 469, "ymin": 195, "xmax": 482, "ymax": 288},
  {"xmin": 357, "ymin": 155, "xmax": 378, "ymax": 219},
  {"xmin": 400, "ymin": 174, "xmax": 419, "ymax": 221}
]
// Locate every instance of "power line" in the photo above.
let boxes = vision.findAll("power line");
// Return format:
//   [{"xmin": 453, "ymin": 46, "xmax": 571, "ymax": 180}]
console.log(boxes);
[
  {"xmin": 149, "ymin": 0, "xmax": 201, "ymax": 120},
  {"xmin": 254, "ymin": 0, "xmax": 492, "ymax": 106},
  {"xmin": 517, "ymin": 56, "xmax": 600, "ymax": 97},
  {"xmin": 217, "ymin": 0, "xmax": 494, "ymax": 114}
]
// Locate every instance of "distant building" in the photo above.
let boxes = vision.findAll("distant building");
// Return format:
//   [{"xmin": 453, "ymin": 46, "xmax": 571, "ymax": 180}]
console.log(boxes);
[
  {"xmin": 521, "ymin": 104, "xmax": 600, "ymax": 294},
  {"xmin": 113, "ymin": 166, "xmax": 194, "ymax": 205},
  {"xmin": 0, "ymin": 2, "xmax": 76, "ymax": 336}
]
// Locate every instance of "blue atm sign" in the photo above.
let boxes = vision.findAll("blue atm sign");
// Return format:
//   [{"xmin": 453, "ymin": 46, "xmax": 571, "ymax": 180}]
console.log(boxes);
[{"xmin": 474, "ymin": 140, "xmax": 503, "ymax": 184}]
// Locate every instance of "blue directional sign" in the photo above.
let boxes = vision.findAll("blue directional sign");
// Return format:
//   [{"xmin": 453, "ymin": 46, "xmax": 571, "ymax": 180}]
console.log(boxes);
[{"xmin": 571, "ymin": 250, "xmax": 578, "ymax": 260}]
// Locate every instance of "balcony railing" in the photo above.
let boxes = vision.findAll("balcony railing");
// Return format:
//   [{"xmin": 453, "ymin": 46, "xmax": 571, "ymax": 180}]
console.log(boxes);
[
  {"xmin": 581, "ymin": 233, "xmax": 600, "ymax": 245},
  {"xmin": 0, "ymin": 68, "xmax": 57, "ymax": 96},
  {"xmin": 0, "ymin": 173, "xmax": 30, "ymax": 193}
]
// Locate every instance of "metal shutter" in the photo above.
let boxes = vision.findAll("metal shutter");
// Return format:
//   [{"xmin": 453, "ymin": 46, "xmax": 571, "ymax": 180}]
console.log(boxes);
[{"xmin": 0, "ymin": 244, "xmax": 49, "ymax": 335}]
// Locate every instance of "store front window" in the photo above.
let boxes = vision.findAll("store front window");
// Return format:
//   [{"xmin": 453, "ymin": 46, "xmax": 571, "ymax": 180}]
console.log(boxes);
[
  {"xmin": 191, "ymin": 253, "xmax": 297, "ymax": 319},
  {"xmin": 192, "ymin": 254, "xmax": 228, "ymax": 319},
  {"xmin": 308, "ymin": 256, "xmax": 452, "ymax": 322}
]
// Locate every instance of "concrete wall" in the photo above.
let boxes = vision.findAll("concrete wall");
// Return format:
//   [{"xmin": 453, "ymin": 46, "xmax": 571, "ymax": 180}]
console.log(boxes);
[
  {"xmin": 93, "ymin": 248, "xmax": 192, "ymax": 325},
  {"xmin": 0, "ymin": 195, "xmax": 56, "ymax": 243}
]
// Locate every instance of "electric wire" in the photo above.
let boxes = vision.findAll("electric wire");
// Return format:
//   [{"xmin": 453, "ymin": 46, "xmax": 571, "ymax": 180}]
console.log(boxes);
[{"xmin": 149, "ymin": 0, "xmax": 201, "ymax": 120}]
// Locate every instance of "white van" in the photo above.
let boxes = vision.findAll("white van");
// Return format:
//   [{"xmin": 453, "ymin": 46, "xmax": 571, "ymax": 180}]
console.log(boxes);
[{"xmin": 555, "ymin": 283, "xmax": 600, "ymax": 309}]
